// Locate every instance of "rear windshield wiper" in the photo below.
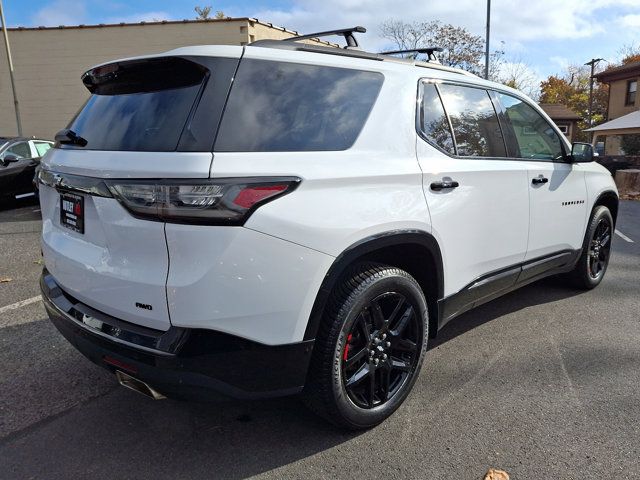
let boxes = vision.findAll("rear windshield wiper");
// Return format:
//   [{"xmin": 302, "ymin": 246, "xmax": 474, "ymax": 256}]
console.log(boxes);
[{"xmin": 55, "ymin": 129, "xmax": 88, "ymax": 147}]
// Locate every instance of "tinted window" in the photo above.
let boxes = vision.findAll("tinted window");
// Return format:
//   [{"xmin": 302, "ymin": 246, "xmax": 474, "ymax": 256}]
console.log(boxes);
[
  {"xmin": 66, "ymin": 57, "xmax": 208, "ymax": 151},
  {"xmin": 497, "ymin": 93, "xmax": 564, "ymax": 161},
  {"xmin": 438, "ymin": 84, "xmax": 506, "ymax": 157},
  {"xmin": 419, "ymin": 83, "xmax": 455, "ymax": 155},
  {"xmin": 34, "ymin": 142, "xmax": 52, "ymax": 157},
  {"xmin": 215, "ymin": 60, "xmax": 384, "ymax": 152},
  {"xmin": 5, "ymin": 142, "xmax": 31, "ymax": 159}
]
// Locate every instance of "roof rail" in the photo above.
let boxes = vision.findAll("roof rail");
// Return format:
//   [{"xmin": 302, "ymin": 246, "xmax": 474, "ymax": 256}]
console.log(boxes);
[
  {"xmin": 283, "ymin": 26, "xmax": 366, "ymax": 48},
  {"xmin": 380, "ymin": 47, "xmax": 443, "ymax": 62}
]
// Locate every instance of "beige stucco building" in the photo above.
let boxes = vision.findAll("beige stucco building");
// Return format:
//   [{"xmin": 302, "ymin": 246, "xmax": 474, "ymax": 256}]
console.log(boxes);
[
  {"xmin": 593, "ymin": 61, "xmax": 640, "ymax": 155},
  {"xmin": 0, "ymin": 18, "xmax": 323, "ymax": 139}
]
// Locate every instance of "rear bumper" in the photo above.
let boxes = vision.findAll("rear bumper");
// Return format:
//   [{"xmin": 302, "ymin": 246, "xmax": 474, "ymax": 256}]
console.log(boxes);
[{"xmin": 41, "ymin": 270, "xmax": 314, "ymax": 400}]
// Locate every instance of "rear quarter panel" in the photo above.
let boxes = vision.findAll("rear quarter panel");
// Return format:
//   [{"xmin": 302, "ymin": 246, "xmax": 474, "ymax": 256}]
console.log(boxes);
[{"xmin": 211, "ymin": 52, "xmax": 431, "ymax": 256}]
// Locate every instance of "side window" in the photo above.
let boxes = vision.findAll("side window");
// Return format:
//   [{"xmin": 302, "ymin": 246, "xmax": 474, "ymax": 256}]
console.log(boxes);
[
  {"xmin": 34, "ymin": 142, "xmax": 52, "ymax": 157},
  {"xmin": 216, "ymin": 60, "xmax": 384, "ymax": 152},
  {"xmin": 4, "ymin": 142, "xmax": 31, "ymax": 159},
  {"xmin": 418, "ymin": 83, "xmax": 455, "ymax": 155},
  {"xmin": 497, "ymin": 93, "xmax": 564, "ymax": 161},
  {"xmin": 437, "ymin": 84, "xmax": 506, "ymax": 157}
]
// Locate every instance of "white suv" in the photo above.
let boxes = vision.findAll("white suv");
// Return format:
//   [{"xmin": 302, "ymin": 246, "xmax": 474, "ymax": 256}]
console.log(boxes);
[{"xmin": 39, "ymin": 28, "xmax": 618, "ymax": 429}]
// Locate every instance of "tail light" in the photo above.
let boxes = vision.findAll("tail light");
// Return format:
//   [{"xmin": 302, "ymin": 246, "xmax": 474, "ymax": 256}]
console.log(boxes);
[{"xmin": 104, "ymin": 177, "xmax": 300, "ymax": 225}]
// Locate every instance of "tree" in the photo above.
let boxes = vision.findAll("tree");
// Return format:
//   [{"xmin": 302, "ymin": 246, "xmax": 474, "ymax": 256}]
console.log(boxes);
[
  {"xmin": 539, "ymin": 66, "xmax": 609, "ymax": 141},
  {"xmin": 380, "ymin": 20, "xmax": 485, "ymax": 76},
  {"xmin": 194, "ymin": 6, "xmax": 212, "ymax": 19},
  {"xmin": 621, "ymin": 135, "xmax": 640, "ymax": 155},
  {"xmin": 379, "ymin": 20, "xmax": 531, "ymax": 94},
  {"xmin": 495, "ymin": 58, "xmax": 540, "ymax": 99},
  {"xmin": 195, "ymin": 5, "xmax": 226, "ymax": 20},
  {"xmin": 618, "ymin": 43, "xmax": 640, "ymax": 65}
]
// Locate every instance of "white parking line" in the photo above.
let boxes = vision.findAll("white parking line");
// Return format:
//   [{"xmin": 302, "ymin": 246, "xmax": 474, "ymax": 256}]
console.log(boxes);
[
  {"xmin": 0, "ymin": 295, "xmax": 42, "ymax": 315},
  {"xmin": 15, "ymin": 192, "xmax": 35, "ymax": 199},
  {"xmin": 615, "ymin": 229, "xmax": 634, "ymax": 243}
]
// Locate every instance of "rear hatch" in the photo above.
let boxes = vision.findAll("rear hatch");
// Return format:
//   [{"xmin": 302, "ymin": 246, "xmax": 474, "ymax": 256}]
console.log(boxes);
[{"xmin": 40, "ymin": 48, "xmax": 241, "ymax": 331}]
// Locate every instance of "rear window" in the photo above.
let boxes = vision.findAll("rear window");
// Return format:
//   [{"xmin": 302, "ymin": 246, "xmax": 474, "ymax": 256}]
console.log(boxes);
[
  {"xmin": 63, "ymin": 56, "xmax": 238, "ymax": 152},
  {"xmin": 215, "ymin": 60, "xmax": 384, "ymax": 152},
  {"xmin": 34, "ymin": 142, "xmax": 52, "ymax": 157}
]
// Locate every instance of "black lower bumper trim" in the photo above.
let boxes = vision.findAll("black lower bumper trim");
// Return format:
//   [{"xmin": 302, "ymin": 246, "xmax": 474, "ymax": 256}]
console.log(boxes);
[{"xmin": 41, "ymin": 270, "xmax": 314, "ymax": 400}]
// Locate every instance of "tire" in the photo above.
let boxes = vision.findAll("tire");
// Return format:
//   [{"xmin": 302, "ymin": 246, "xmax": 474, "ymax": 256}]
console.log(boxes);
[
  {"xmin": 568, "ymin": 205, "xmax": 614, "ymax": 289},
  {"xmin": 303, "ymin": 263, "xmax": 428, "ymax": 429}
]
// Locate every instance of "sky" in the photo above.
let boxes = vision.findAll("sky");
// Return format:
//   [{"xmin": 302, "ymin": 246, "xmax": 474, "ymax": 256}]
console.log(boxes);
[{"xmin": 3, "ymin": 0, "xmax": 640, "ymax": 88}]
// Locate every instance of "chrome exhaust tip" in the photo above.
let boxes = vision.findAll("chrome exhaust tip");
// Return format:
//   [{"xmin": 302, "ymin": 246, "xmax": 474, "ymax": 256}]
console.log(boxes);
[{"xmin": 116, "ymin": 371, "xmax": 166, "ymax": 400}]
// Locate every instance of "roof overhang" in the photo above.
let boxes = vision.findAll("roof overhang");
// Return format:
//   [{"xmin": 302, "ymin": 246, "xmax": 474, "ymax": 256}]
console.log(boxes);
[
  {"xmin": 585, "ymin": 110, "xmax": 640, "ymax": 133},
  {"xmin": 594, "ymin": 62, "xmax": 640, "ymax": 83}
]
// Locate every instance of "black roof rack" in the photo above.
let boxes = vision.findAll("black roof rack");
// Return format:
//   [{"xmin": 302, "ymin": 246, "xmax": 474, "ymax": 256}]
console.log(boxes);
[
  {"xmin": 283, "ymin": 26, "xmax": 366, "ymax": 48},
  {"xmin": 380, "ymin": 47, "xmax": 443, "ymax": 61},
  {"xmin": 248, "ymin": 30, "xmax": 474, "ymax": 77}
]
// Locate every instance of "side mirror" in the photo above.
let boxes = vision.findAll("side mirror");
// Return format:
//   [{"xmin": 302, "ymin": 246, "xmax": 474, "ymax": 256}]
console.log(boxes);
[
  {"xmin": 570, "ymin": 142, "xmax": 594, "ymax": 163},
  {"xmin": 1, "ymin": 154, "xmax": 19, "ymax": 166}
]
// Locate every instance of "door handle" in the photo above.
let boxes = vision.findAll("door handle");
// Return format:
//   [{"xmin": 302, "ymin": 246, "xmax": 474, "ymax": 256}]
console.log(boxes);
[
  {"xmin": 531, "ymin": 176, "xmax": 548, "ymax": 185},
  {"xmin": 430, "ymin": 180, "xmax": 459, "ymax": 191}
]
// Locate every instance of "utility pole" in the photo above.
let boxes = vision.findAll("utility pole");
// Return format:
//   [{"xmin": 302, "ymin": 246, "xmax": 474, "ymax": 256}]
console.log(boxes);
[
  {"xmin": 484, "ymin": 0, "xmax": 491, "ymax": 80},
  {"xmin": 0, "ymin": 0, "xmax": 22, "ymax": 136},
  {"xmin": 585, "ymin": 57, "xmax": 604, "ymax": 140}
]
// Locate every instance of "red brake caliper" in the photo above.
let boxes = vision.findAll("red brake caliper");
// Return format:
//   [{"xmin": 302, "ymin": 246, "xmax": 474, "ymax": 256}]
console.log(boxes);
[{"xmin": 343, "ymin": 333, "xmax": 353, "ymax": 361}]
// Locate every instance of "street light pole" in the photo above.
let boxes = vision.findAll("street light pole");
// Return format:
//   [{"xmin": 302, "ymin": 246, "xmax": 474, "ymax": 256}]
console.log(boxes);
[
  {"xmin": 0, "ymin": 0, "xmax": 22, "ymax": 136},
  {"xmin": 484, "ymin": 0, "xmax": 491, "ymax": 80},
  {"xmin": 585, "ymin": 57, "xmax": 604, "ymax": 140}
]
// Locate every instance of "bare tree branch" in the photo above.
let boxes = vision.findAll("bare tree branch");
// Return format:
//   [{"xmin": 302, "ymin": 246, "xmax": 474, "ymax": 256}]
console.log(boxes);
[
  {"xmin": 195, "ymin": 5, "xmax": 213, "ymax": 20},
  {"xmin": 379, "ymin": 20, "xmax": 485, "ymax": 75}
]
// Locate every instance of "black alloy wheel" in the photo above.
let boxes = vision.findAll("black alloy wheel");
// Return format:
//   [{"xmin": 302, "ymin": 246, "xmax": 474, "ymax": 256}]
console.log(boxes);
[
  {"xmin": 303, "ymin": 263, "xmax": 428, "ymax": 429},
  {"xmin": 341, "ymin": 292, "xmax": 420, "ymax": 409},
  {"xmin": 568, "ymin": 205, "xmax": 614, "ymax": 289},
  {"xmin": 588, "ymin": 217, "xmax": 612, "ymax": 280}
]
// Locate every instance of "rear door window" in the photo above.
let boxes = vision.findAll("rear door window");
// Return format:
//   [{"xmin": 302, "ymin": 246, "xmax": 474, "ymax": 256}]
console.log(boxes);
[
  {"xmin": 437, "ymin": 84, "xmax": 507, "ymax": 158},
  {"xmin": 215, "ymin": 60, "xmax": 384, "ymax": 152}
]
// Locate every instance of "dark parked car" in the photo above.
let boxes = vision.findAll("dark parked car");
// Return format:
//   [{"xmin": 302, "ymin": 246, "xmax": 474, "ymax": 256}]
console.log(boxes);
[{"xmin": 0, "ymin": 136, "xmax": 53, "ymax": 203}]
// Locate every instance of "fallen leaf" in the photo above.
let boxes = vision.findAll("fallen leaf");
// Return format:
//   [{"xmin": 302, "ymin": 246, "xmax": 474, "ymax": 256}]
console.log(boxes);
[
  {"xmin": 484, "ymin": 468, "xmax": 510, "ymax": 480},
  {"xmin": 0, "ymin": 277, "xmax": 12, "ymax": 283}
]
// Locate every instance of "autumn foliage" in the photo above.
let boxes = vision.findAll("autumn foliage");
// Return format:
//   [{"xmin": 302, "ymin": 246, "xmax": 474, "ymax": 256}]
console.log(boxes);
[{"xmin": 539, "ymin": 69, "xmax": 608, "ymax": 141}]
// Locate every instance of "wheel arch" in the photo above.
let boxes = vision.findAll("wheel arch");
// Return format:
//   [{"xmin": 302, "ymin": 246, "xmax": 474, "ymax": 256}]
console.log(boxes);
[
  {"xmin": 303, "ymin": 230, "xmax": 444, "ymax": 341},
  {"xmin": 593, "ymin": 190, "xmax": 619, "ymax": 227}
]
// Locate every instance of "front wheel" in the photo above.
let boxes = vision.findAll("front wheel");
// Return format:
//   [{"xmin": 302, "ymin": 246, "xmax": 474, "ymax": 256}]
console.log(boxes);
[
  {"xmin": 568, "ymin": 205, "xmax": 613, "ymax": 289},
  {"xmin": 303, "ymin": 263, "xmax": 428, "ymax": 429}
]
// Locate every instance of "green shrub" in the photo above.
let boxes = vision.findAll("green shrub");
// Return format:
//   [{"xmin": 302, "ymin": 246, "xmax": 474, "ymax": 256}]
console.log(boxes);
[{"xmin": 621, "ymin": 134, "xmax": 640, "ymax": 155}]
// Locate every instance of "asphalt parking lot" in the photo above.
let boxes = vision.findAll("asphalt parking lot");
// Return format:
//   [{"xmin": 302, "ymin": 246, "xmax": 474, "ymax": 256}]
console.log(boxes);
[{"xmin": 1, "ymin": 197, "xmax": 639, "ymax": 479}]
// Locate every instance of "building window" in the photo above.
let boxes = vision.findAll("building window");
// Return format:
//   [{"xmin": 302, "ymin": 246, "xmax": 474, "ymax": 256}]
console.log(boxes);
[
  {"xmin": 557, "ymin": 124, "xmax": 569, "ymax": 134},
  {"xmin": 626, "ymin": 80, "xmax": 637, "ymax": 106}
]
